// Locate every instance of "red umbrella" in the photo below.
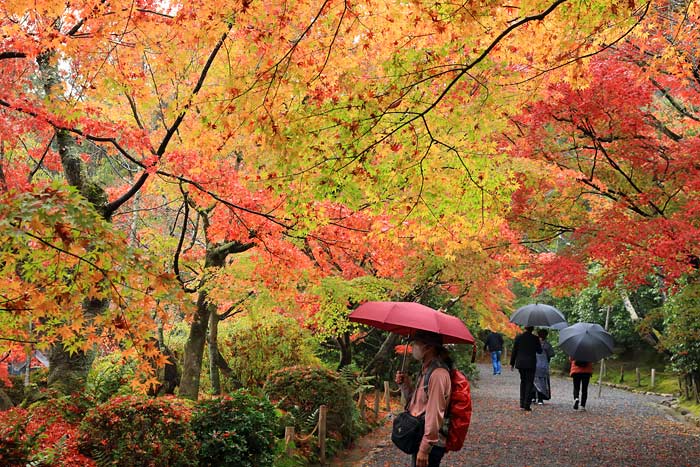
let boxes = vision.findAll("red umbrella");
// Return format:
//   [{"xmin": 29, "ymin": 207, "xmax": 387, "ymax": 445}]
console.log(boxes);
[{"xmin": 349, "ymin": 301, "xmax": 475, "ymax": 344}]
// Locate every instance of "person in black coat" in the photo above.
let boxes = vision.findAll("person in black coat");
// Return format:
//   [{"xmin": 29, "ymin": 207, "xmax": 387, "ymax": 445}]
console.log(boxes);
[{"xmin": 510, "ymin": 326, "xmax": 542, "ymax": 411}]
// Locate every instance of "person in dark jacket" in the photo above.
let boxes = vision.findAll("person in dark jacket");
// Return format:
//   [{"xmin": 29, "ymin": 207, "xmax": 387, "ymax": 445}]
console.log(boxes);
[
  {"xmin": 510, "ymin": 326, "xmax": 542, "ymax": 411},
  {"xmin": 483, "ymin": 329, "xmax": 504, "ymax": 375}
]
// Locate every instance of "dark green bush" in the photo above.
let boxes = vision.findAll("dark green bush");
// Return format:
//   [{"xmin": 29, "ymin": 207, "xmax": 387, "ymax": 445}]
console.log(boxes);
[
  {"xmin": 86, "ymin": 352, "xmax": 137, "ymax": 402},
  {"xmin": 190, "ymin": 390, "xmax": 279, "ymax": 467},
  {"xmin": 264, "ymin": 365, "xmax": 357, "ymax": 447},
  {"xmin": 219, "ymin": 313, "xmax": 321, "ymax": 388},
  {"xmin": 0, "ymin": 408, "xmax": 33, "ymax": 467},
  {"xmin": 78, "ymin": 394, "xmax": 196, "ymax": 467}
]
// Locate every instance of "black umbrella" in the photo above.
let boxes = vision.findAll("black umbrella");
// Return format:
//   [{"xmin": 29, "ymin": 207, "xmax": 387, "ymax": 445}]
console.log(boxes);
[
  {"xmin": 510, "ymin": 303, "xmax": 567, "ymax": 328},
  {"xmin": 550, "ymin": 321, "xmax": 570, "ymax": 331},
  {"xmin": 558, "ymin": 322, "xmax": 614, "ymax": 362}
]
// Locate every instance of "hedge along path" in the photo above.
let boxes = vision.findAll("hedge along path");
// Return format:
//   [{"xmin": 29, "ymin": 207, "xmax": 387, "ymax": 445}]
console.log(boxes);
[{"xmin": 355, "ymin": 363, "xmax": 700, "ymax": 467}]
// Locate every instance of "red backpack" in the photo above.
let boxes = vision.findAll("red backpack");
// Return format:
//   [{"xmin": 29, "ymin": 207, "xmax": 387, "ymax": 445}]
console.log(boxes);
[{"xmin": 423, "ymin": 362, "xmax": 473, "ymax": 451}]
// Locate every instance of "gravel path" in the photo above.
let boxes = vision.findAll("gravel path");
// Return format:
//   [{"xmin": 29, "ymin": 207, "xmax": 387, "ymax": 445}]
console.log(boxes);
[{"xmin": 356, "ymin": 363, "xmax": 700, "ymax": 467}]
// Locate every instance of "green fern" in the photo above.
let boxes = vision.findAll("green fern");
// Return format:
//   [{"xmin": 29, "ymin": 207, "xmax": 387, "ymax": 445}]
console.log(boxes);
[
  {"xmin": 339, "ymin": 364, "xmax": 375, "ymax": 397},
  {"xmin": 91, "ymin": 448, "xmax": 113, "ymax": 467},
  {"xmin": 303, "ymin": 407, "xmax": 319, "ymax": 432}
]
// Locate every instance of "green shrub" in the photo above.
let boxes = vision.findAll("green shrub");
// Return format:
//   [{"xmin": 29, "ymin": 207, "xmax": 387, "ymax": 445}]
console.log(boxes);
[
  {"xmin": 86, "ymin": 352, "xmax": 137, "ymax": 402},
  {"xmin": 1, "ymin": 375, "xmax": 27, "ymax": 407},
  {"xmin": 0, "ymin": 408, "xmax": 33, "ymax": 467},
  {"xmin": 264, "ymin": 365, "xmax": 357, "ymax": 447},
  {"xmin": 220, "ymin": 313, "xmax": 321, "ymax": 388},
  {"xmin": 449, "ymin": 345, "xmax": 479, "ymax": 381},
  {"xmin": 78, "ymin": 394, "xmax": 195, "ymax": 467},
  {"xmin": 191, "ymin": 390, "xmax": 279, "ymax": 467}
]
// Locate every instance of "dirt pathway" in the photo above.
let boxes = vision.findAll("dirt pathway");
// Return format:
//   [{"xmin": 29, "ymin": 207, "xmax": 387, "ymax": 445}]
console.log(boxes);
[{"xmin": 343, "ymin": 363, "xmax": 700, "ymax": 467}]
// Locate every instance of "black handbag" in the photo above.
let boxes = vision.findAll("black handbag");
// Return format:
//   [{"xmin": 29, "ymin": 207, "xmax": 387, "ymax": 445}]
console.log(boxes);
[{"xmin": 391, "ymin": 411, "xmax": 425, "ymax": 454}]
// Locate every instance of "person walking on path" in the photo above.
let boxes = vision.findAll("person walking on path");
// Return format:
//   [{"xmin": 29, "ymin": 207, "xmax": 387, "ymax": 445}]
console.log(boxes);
[
  {"xmin": 570, "ymin": 358, "xmax": 594, "ymax": 411},
  {"xmin": 533, "ymin": 329, "xmax": 555, "ymax": 404},
  {"xmin": 356, "ymin": 362, "xmax": 700, "ymax": 467},
  {"xmin": 483, "ymin": 329, "xmax": 504, "ymax": 375},
  {"xmin": 510, "ymin": 326, "xmax": 541, "ymax": 411},
  {"xmin": 395, "ymin": 331, "xmax": 452, "ymax": 467}
]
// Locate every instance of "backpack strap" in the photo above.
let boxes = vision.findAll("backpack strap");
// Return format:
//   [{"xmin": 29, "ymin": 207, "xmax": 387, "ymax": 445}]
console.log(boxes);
[
  {"xmin": 423, "ymin": 359, "xmax": 450, "ymax": 395},
  {"xmin": 405, "ymin": 359, "xmax": 450, "ymax": 412}
]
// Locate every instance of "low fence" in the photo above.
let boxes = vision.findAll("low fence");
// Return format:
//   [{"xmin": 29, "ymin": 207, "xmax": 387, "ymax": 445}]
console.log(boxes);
[{"xmin": 284, "ymin": 380, "xmax": 399, "ymax": 464}]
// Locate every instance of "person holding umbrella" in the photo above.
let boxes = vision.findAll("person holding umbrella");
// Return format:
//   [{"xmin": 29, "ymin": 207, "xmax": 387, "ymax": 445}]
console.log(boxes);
[
  {"xmin": 395, "ymin": 331, "xmax": 452, "ymax": 467},
  {"xmin": 558, "ymin": 322, "xmax": 614, "ymax": 411},
  {"xmin": 509, "ymin": 326, "xmax": 542, "ymax": 411}
]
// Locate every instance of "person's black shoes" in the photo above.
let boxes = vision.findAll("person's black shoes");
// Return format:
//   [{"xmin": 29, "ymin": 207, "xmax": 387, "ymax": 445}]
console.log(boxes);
[{"xmin": 573, "ymin": 399, "xmax": 580, "ymax": 410}]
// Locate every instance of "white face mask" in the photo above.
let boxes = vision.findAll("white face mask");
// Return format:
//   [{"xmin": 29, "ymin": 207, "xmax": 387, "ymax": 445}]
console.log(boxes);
[{"xmin": 412, "ymin": 343, "xmax": 425, "ymax": 361}]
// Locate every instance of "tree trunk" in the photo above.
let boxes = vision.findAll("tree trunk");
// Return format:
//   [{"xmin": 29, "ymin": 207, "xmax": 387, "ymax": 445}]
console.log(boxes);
[
  {"xmin": 364, "ymin": 332, "xmax": 400, "ymax": 377},
  {"xmin": 47, "ymin": 344, "xmax": 96, "ymax": 395},
  {"xmin": 47, "ymin": 297, "xmax": 105, "ymax": 394},
  {"xmin": 0, "ymin": 387, "xmax": 14, "ymax": 410},
  {"xmin": 178, "ymin": 242, "xmax": 241, "ymax": 399},
  {"xmin": 209, "ymin": 308, "xmax": 221, "ymax": 395},
  {"xmin": 179, "ymin": 291, "xmax": 215, "ymax": 399},
  {"xmin": 337, "ymin": 332, "xmax": 352, "ymax": 370},
  {"xmin": 42, "ymin": 52, "xmax": 110, "ymax": 394}
]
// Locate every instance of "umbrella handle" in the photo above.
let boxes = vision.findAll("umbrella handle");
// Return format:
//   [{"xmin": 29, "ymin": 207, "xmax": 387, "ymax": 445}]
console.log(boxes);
[{"xmin": 401, "ymin": 337, "xmax": 409, "ymax": 372}]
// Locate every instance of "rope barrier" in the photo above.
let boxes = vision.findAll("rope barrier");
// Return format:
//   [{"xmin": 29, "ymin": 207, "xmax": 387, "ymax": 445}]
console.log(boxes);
[{"xmin": 293, "ymin": 419, "xmax": 320, "ymax": 442}]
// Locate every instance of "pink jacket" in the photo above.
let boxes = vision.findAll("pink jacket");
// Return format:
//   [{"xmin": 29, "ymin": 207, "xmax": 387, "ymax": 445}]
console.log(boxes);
[{"xmin": 406, "ymin": 359, "xmax": 451, "ymax": 456}]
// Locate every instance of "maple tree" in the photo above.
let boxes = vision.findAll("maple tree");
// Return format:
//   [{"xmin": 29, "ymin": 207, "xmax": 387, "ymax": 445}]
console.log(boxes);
[
  {"xmin": 505, "ymin": 2, "xmax": 700, "ymax": 381},
  {"xmin": 508, "ymin": 2, "xmax": 699, "ymax": 289},
  {"xmin": 0, "ymin": 184, "xmax": 183, "ymax": 393},
  {"xmin": 0, "ymin": 0, "xmax": 651, "ymax": 400}
]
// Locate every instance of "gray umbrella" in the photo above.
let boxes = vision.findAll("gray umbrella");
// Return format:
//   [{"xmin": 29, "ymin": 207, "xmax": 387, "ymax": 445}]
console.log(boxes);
[
  {"xmin": 510, "ymin": 303, "xmax": 567, "ymax": 328},
  {"xmin": 558, "ymin": 322, "xmax": 614, "ymax": 362}
]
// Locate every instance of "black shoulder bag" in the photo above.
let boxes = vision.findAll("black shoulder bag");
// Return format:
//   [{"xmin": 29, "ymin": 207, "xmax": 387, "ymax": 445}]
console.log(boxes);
[{"xmin": 391, "ymin": 411, "xmax": 425, "ymax": 454}]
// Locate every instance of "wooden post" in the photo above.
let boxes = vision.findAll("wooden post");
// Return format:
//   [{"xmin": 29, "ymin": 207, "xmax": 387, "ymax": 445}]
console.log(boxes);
[
  {"xmin": 597, "ymin": 306, "xmax": 611, "ymax": 397},
  {"xmin": 284, "ymin": 426, "xmax": 295, "ymax": 454},
  {"xmin": 636, "ymin": 368, "xmax": 641, "ymax": 387},
  {"xmin": 374, "ymin": 389, "xmax": 380, "ymax": 417},
  {"xmin": 651, "ymin": 368, "xmax": 656, "ymax": 389},
  {"xmin": 597, "ymin": 360, "xmax": 606, "ymax": 397},
  {"xmin": 318, "ymin": 405, "xmax": 327, "ymax": 465},
  {"xmin": 619, "ymin": 365, "xmax": 624, "ymax": 384},
  {"xmin": 384, "ymin": 381, "xmax": 391, "ymax": 411}
]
